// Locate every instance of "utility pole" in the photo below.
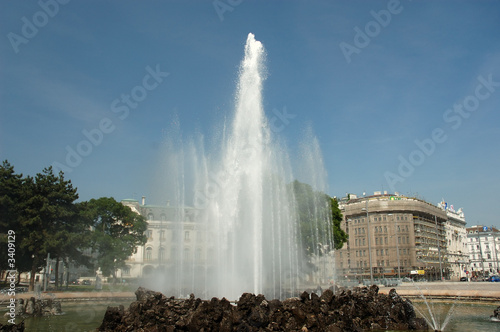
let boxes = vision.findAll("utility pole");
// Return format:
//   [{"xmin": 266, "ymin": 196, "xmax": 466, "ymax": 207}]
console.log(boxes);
[
  {"xmin": 435, "ymin": 215, "xmax": 443, "ymax": 281},
  {"xmin": 362, "ymin": 198, "xmax": 374, "ymax": 285},
  {"xmin": 44, "ymin": 253, "xmax": 50, "ymax": 292}
]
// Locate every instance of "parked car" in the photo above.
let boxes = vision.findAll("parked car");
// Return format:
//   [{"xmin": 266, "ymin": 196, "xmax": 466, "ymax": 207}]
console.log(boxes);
[
  {"xmin": 460, "ymin": 277, "xmax": 468, "ymax": 282},
  {"xmin": 488, "ymin": 276, "xmax": 500, "ymax": 282}
]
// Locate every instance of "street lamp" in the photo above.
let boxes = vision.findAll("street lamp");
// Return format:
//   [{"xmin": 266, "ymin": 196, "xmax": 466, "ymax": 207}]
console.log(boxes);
[
  {"xmin": 434, "ymin": 215, "xmax": 443, "ymax": 281},
  {"xmin": 361, "ymin": 199, "xmax": 374, "ymax": 285},
  {"xmin": 388, "ymin": 214, "xmax": 401, "ymax": 280}
]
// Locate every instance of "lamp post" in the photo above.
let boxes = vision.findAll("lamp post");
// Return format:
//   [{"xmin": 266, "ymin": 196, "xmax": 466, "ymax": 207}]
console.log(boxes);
[
  {"xmin": 435, "ymin": 215, "xmax": 443, "ymax": 281},
  {"xmin": 361, "ymin": 198, "xmax": 373, "ymax": 285},
  {"xmin": 388, "ymin": 214, "xmax": 401, "ymax": 280}
]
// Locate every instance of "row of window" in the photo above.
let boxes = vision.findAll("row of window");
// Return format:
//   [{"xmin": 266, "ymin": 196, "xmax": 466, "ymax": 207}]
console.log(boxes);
[
  {"xmin": 339, "ymin": 260, "xmax": 411, "ymax": 269},
  {"xmin": 468, "ymin": 237, "xmax": 500, "ymax": 242},
  {"xmin": 145, "ymin": 230, "xmax": 204, "ymax": 242},
  {"xmin": 351, "ymin": 214, "xmax": 410, "ymax": 224},
  {"xmin": 468, "ymin": 243, "xmax": 499, "ymax": 250},
  {"xmin": 143, "ymin": 246, "xmax": 208, "ymax": 261}
]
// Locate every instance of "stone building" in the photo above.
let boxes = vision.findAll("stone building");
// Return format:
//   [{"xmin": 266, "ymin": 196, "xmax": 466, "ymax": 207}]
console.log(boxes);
[
  {"xmin": 466, "ymin": 225, "xmax": 500, "ymax": 278},
  {"xmin": 118, "ymin": 197, "xmax": 207, "ymax": 280},
  {"xmin": 443, "ymin": 204, "xmax": 469, "ymax": 280},
  {"xmin": 336, "ymin": 192, "xmax": 454, "ymax": 282}
]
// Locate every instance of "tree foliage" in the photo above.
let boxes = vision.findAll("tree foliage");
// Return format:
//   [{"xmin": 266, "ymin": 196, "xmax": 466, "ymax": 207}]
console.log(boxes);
[
  {"xmin": 0, "ymin": 161, "xmax": 90, "ymax": 289},
  {"xmin": 84, "ymin": 197, "xmax": 147, "ymax": 281},
  {"xmin": 0, "ymin": 161, "xmax": 149, "ymax": 288},
  {"xmin": 290, "ymin": 180, "xmax": 347, "ymax": 258}
]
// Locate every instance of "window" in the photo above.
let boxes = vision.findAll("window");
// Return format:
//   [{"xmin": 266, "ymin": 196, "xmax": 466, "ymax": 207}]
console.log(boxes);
[
  {"xmin": 148, "ymin": 213, "xmax": 154, "ymax": 221},
  {"xmin": 185, "ymin": 231, "xmax": 190, "ymax": 240},
  {"xmin": 171, "ymin": 247, "xmax": 177, "ymax": 260},
  {"xmin": 122, "ymin": 266, "xmax": 130, "ymax": 276},
  {"xmin": 145, "ymin": 247, "xmax": 153, "ymax": 261},
  {"xmin": 159, "ymin": 247, "xmax": 165, "ymax": 261}
]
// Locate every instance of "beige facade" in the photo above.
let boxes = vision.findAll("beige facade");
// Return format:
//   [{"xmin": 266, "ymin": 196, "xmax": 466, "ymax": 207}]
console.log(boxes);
[
  {"xmin": 118, "ymin": 198, "xmax": 207, "ymax": 280},
  {"xmin": 444, "ymin": 207, "xmax": 469, "ymax": 280},
  {"xmin": 336, "ymin": 193, "xmax": 452, "ymax": 281},
  {"xmin": 467, "ymin": 225, "xmax": 500, "ymax": 278}
]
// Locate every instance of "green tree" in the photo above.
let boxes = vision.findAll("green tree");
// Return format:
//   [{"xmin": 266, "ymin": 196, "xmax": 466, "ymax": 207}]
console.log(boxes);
[
  {"xmin": 0, "ymin": 161, "xmax": 33, "ymax": 280},
  {"xmin": 329, "ymin": 196, "xmax": 348, "ymax": 250},
  {"xmin": 290, "ymin": 180, "xmax": 347, "ymax": 257},
  {"xmin": 21, "ymin": 166, "xmax": 81, "ymax": 290},
  {"xmin": 0, "ymin": 161, "xmax": 92, "ymax": 289},
  {"xmin": 85, "ymin": 197, "xmax": 147, "ymax": 282}
]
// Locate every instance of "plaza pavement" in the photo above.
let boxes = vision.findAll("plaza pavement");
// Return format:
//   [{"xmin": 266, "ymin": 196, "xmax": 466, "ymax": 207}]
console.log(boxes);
[
  {"xmin": 1, "ymin": 282, "xmax": 499, "ymax": 303},
  {"xmin": 377, "ymin": 281, "xmax": 500, "ymax": 302}
]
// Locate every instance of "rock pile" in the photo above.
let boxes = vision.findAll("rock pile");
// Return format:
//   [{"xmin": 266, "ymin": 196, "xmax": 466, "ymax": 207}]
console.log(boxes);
[
  {"xmin": 13, "ymin": 297, "xmax": 62, "ymax": 317},
  {"xmin": 0, "ymin": 322, "xmax": 24, "ymax": 332},
  {"xmin": 99, "ymin": 286, "xmax": 428, "ymax": 331}
]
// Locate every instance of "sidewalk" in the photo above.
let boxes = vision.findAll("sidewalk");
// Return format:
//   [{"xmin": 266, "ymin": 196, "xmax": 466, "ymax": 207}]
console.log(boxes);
[
  {"xmin": 378, "ymin": 281, "xmax": 500, "ymax": 301},
  {"xmin": 0, "ymin": 291, "xmax": 136, "ymax": 303}
]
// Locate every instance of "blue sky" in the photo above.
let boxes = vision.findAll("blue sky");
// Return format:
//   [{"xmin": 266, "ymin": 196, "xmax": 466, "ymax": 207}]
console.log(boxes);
[{"xmin": 1, "ymin": 1, "xmax": 499, "ymax": 228}]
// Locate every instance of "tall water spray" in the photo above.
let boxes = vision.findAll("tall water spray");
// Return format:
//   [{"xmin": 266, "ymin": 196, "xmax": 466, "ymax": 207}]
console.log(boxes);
[{"xmin": 152, "ymin": 33, "xmax": 332, "ymax": 300}]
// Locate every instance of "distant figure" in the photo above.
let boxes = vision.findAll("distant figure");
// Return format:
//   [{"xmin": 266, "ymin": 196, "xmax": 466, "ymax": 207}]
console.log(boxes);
[
  {"xmin": 95, "ymin": 274, "xmax": 103, "ymax": 290},
  {"xmin": 491, "ymin": 306, "xmax": 500, "ymax": 322},
  {"xmin": 34, "ymin": 282, "xmax": 41, "ymax": 298}
]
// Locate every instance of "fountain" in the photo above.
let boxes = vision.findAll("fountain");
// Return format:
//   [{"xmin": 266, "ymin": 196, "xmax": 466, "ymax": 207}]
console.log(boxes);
[{"xmin": 149, "ymin": 33, "xmax": 333, "ymax": 301}]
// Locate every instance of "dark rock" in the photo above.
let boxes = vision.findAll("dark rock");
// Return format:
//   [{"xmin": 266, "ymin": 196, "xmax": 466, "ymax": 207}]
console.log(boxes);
[
  {"xmin": 7, "ymin": 297, "xmax": 61, "ymax": 318},
  {"xmin": 0, "ymin": 321, "xmax": 24, "ymax": 331},
  {"xmin": 98, "ymin": 287, "xmax": 429, "ymax": 331}
]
